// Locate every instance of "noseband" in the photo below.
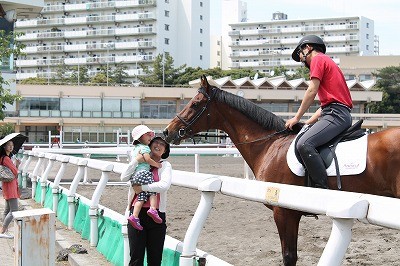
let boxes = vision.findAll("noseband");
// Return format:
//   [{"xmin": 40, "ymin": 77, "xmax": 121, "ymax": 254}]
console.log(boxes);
[{"xmin": 176, "ymin": 86, "xmax": 216, "ymax": 139}]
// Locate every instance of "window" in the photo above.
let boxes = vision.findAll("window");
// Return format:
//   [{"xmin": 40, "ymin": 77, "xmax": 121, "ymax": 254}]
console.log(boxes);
[
  {"xmin": 165, "ymin": 24, "xmax": 169, "ymax": 31},
  {"xmin": 200, "ymin": 2, "xmax": 203, "ymax": 7},
  {"xmin": 200, "ymin": 28, "xmax": 203, "ymax": 34},
  {"xmin": 200, "ymin": 42, "xmax": 203, "ymax": 47},
  {"xmin": 165, "ymin": 0, "xmax": 169, "ymax": 3},
  {"xmin": 200, "ymin": 15, "xmax": 203, "ymax": 20},
  {"xmin": 165, "ymin": 10, "xmax": 169, "ymax": 17},
  {"xmin": 200, "ymin": 55, "xmax": 203, "ymax": 60},
  {"xmin": 165, "ymin": 38, "xmax": 169, "ymax": 45},
  {"xmin": 366, "ymin": 22, "xmax": 369, "ymax": 28},
  {"xmin": 366, "ymin": 33, "xmax": 369, "ymax": 39},
  {"xmin": 366, "ymin": 45, "xmax": 369, "ymax": 50},
  {"xmin": 142, "ymin": 100, "xmax": 177, "ymax": 119}
]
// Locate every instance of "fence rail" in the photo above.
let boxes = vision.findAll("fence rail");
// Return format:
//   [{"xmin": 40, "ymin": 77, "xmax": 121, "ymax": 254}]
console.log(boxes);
[{"xmin": 20, "ymin": 147, "xmax": 400, "ymax": 266}]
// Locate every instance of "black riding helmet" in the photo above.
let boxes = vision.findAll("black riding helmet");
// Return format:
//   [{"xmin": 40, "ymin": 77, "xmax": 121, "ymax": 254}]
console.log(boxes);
[{"xmin": 292, "ymin": 35, "xmax": 326, "ymax": 62}]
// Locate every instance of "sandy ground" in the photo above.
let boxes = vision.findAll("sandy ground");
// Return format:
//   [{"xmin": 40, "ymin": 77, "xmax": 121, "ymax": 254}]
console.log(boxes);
[{"xmin": 45, "ymin": 155, "xmax": 400, "ymax": 265}]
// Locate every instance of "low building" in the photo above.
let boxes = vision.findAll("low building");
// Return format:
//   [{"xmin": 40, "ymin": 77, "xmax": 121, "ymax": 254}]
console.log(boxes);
[{"xmin": 1, "ymin": 75, "xmax": 389, "ymax": 144}]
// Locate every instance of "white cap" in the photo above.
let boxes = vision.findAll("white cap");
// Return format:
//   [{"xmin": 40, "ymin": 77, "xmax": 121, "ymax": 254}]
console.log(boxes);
[{"xmin": 131, "ymin": 125, "xmax": 153, "ymax": 140}]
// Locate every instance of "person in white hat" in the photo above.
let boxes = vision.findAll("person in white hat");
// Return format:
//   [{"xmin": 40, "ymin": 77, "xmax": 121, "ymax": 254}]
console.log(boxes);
[{"xmin": 127, "ymin": 125, "xmax": 163, "ymax": 231}]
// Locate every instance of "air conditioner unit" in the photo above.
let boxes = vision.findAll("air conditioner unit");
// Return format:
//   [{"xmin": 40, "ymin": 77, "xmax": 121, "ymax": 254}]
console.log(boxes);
[
  {"xmin": 115, "ymin": 36, "xmax": 120, "ymax": 40},
  {"xmin": 139, "ymin": 21, "xmax": 144, "ymax": 25},
  {"xmin": 87, "ymin": 24, "xmax": 92, "ymax": 28},
  {"xmin": 115, "ymin": 22, "xmax": 120, "ymax": 27},
  {"xmin": 139, "ymin": 49, "xmax": 144, "ymax": 53},
  {"xmin": 116, "ymin": 9, "xmax": 120, "ymax": 13},
  {"xmin": 64, "ymin": 12, "xmax": 69, "ymax": 16},
  {"xmin": 65, "ymin": 52, "xmax": 69, "ymax": 56}
]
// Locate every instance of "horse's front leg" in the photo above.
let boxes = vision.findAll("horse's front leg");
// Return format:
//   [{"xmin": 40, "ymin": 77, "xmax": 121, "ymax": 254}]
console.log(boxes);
[{"xmin": 273, "ymin": 206, "xmax": 302, "ymax": 266}]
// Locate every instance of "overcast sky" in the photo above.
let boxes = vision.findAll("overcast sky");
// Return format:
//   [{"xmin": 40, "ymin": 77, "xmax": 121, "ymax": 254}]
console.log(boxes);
[{"xmin": 211, "ymin": 0, "xmax": 400, "ymax": 55}]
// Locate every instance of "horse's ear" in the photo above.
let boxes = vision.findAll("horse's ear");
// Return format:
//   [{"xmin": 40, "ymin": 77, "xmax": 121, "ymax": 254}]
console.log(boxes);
[{"xmin": 200, "ymin": 75, "xmax": 209, "ymax": 88}]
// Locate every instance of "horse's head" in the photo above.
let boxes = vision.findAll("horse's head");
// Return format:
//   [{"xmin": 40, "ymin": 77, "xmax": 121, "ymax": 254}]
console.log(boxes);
[{"xmin": 164, "ymin": 75, "xmax": 216, "ymax": 144}]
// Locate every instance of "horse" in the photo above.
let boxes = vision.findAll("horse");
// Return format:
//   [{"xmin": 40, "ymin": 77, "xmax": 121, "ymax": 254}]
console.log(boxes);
[{"xmin": 163, "ymin": 75, "xmax": 400, "ymax": 265}]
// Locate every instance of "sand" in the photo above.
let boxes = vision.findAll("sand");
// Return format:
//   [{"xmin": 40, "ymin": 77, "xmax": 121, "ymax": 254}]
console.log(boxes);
[{"xmin": 54, "ymin": 155, "xmax": 400, "ymax": 265}]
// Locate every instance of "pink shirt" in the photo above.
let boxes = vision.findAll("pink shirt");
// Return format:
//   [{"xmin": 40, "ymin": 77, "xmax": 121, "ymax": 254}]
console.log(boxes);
[
  {"xmin": 310, "ymin": 53, "xmax": 353, "ymax": 108},
  {"xmin": 1, "ymin": 156, "xmax": 19, "ymax": 200}
]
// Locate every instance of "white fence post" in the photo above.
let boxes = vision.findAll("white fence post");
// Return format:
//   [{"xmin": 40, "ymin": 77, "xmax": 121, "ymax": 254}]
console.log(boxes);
[{"xmin": 180, "ymin": 178, "xmax": 222, "ymax": 266}]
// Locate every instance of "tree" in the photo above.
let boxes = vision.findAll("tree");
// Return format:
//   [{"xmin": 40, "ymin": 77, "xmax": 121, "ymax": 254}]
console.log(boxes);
[
  {"xmin": 0, "ymin": 123, "xmax": 15, "ymax": 136},
  {"xmin": 70, "ymin": 65, "xmax": 89, "ymax": 85},
  {"xmin": 270, "ymin": 66, "xmax": 290, "ymax": 78},
  {"xmin": 137, "ymin": 53, "xmax": 186, "ymax": 86},
  {"xmin": 20, "ymin": 77, "xmax": 48, "ymax": 85},
  {"xmin": 367, "ymin": 66, "xmax": 400, "ymax": 113},
  {"xmin": 0, "ymin": 30, "xmax": 24, "ymax": 120},
  {"xmin": 112, "ymin": 63, "xmax": 129, "ymax": 84},
  {"xmin": 54, "ymin": 63, "xmax": 71, "ymax": 84},
  {"xmin": 290, "ymin": 67, "xmax": 310, "ymax": 80}
]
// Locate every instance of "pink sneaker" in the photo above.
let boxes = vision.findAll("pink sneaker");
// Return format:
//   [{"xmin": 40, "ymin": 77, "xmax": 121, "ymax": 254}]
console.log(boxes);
[
  {"xmin": 147, "ymin": 209, "xmax": 163, "ymax": 224},
  {"xmin": 128, "ymin": 216, "xmax": 143, "ymax": 230}
]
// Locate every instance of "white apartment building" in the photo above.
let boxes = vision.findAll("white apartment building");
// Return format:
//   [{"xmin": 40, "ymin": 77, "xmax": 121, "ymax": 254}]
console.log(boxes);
[
  {"xmin": 226, "ymin": 13, "xmax": 376, "ymax": 74},
  {"xmin": 14, "ymin": 0, "xmax": 210, "ymax": 83}
]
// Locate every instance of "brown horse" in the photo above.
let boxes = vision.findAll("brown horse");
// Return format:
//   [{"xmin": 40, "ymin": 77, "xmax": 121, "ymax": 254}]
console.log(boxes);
[{"xmin": 163, "ymin": 76, "xmax": 400, "ymax": 265}]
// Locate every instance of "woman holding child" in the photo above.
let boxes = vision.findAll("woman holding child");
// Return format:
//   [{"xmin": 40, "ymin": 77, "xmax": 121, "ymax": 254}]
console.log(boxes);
[{"xmin": 121, "ymin": 125, "xmax": 172, "ymax": 266}]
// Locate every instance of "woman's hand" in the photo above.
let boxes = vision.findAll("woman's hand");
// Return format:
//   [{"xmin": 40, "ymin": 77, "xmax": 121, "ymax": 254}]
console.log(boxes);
[
  {"xmin": 133, "ymin": 185, "xmax": 142, "ymax": 194},
  {"xmin": 135, "ymin": 154, "xmax": 145, "ymax": 163}
]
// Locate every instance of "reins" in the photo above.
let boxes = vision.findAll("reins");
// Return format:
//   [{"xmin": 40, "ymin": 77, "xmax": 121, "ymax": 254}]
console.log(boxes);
[{"xmin": 234, "ymin": 128, "xmax": 289, "ymax": 145}]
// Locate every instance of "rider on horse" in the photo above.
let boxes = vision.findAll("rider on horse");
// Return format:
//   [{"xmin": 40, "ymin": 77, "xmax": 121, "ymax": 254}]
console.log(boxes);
[{"xmin": 285, "ymin": 35, "xmax": 353, "ymax": 189}]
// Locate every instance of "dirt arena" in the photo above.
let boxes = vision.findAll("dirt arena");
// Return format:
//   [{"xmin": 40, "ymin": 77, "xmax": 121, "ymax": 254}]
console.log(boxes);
[{"xmin": 65, "ymin": 155, "xmax": 400, "ymax": 265}]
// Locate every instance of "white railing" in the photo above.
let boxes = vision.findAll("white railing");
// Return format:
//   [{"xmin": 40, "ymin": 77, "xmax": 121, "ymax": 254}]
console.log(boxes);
[{"xmin": 20, "ymin": 148, "xmax": 400, "ymax": 266}]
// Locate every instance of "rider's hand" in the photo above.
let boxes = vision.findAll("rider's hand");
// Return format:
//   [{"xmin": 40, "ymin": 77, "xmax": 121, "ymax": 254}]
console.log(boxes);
[{"xmin": 285, "ymin": 117, "xmax": 300, "ymax": 130}]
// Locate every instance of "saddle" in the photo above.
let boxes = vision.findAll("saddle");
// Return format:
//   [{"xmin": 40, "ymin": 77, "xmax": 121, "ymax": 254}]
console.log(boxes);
[{"xmin": 294, "ymin": 120, "xmax": 365, "ymax": 189}]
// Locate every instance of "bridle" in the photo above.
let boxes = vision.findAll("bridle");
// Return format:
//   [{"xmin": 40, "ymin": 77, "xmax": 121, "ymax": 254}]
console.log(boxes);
[{"xmin": 176, "ymin": 86, "xmax": 216, "ymax": 139}]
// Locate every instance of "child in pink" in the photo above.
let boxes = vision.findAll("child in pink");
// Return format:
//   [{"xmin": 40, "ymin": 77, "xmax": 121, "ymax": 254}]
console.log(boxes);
[{"xmin": 127, "ymin": 125, "xmax": 162, "ymax": 230}]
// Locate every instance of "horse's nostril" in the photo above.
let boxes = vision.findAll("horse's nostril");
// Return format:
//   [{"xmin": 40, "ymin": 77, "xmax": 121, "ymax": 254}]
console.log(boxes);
[{"xmin": 163, "ymin": 129, "xmax": 168, "ymax": 137}]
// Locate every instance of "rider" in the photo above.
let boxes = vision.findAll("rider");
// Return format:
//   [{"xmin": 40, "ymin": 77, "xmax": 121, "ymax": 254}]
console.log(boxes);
[{"xmin": 285, "ymin": 35, "xmax": 353, "ymax": 189}]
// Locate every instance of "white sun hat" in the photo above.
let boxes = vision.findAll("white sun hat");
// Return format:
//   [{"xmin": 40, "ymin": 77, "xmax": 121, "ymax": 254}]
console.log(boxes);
[{"xmin": 131, "ymin": 125, "xmax": 154, "ymax": 140}]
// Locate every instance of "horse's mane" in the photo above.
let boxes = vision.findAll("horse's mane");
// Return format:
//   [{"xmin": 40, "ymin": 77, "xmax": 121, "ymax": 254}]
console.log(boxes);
[{"xmin": 213, "ymin": 87, "xmax": 287, "ymax": 132}]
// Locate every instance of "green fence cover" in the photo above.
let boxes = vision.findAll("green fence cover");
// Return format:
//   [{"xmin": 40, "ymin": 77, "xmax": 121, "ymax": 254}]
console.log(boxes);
[
  {"xmin": 97, "ymin": 216, "xmax": 124, "ymax": 265},
  {"xmin": 44, "ymin": 185, "xmax": 53, "ymax": 209},
  {"xmin": 34, "ymin": 181, "xmax": 41, "ymax": 203},
  {"xmin": 56, "ymin": 192, "xmax": 69, "ymax": 226},
  {"xmin": 73, "ymin": 201, "xmax": 91, "ymax": 240}
]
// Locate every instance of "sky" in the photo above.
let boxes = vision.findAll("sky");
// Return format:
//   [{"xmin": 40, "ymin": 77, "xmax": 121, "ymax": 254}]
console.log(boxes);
[{"xmin": 211, "ymin": 0, "xmax": 400, "ymax": 55}]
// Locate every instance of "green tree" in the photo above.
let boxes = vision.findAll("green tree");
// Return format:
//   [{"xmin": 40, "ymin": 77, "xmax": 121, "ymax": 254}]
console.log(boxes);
[
  {"xmin": 20, "ymin": 77, "xmax": 48, "ymax": 85},
  {"xmin": 90, "ymin": 73, "xmax": 108, "ymax": 85},
  {"xmin": 0, "ymin": 30, "xmax": 24, "ymax": 120},
  {"xmin": 138, "ymin": 53, "xmax": 186, "ymax": 86},
  {"xmin": 0, "ymin": 123, "xmax": 15, "ymax": 136},
  {"xmin": 290, "ymin": 67, "xmax": 310, "ymax": 80},
  {"xmin": 70, "ymin": 65, "xmax": 89, "ymax": 85},
  {"xmin": 368, "ymin": 66, "xmax": 400, "ymax": 113},
  {"xmin": 270, "ymin": 66, "xmax": 290, "ymax": 78},
  {"xmin": 54, "ymin": 63, "xmax": 71, "ymax": 84},
  {"xmin": 112, "ymin": 63, "xmax": 129, "ymax": 84}
]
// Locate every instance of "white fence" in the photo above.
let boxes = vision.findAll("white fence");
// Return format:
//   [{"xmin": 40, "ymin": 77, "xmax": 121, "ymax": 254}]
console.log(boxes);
[{"xmin": 21, "ymin": 147, "xmax": 400, "ymax": 266}]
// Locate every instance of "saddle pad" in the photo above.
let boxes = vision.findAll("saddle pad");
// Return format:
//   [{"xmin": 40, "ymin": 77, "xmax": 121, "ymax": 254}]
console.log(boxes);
[{"xmin": 287, "ymin": 134, "xmax": 368, "ymax": 177}]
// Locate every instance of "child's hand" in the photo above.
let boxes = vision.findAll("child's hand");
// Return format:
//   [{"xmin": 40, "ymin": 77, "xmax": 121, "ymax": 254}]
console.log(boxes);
[{"xmin": 156, "ymin": 162, "xmax": 162, "ymax": 168}]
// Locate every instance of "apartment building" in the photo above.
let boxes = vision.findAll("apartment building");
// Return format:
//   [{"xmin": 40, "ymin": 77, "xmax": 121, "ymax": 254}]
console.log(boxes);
[
  {"xmin": 14, "ymin": 0, "xmax": 210, "ymax": 83},
  {"xmin": 226, "ymin": 13, "xmax": 376, "ymax": 74},
  {"xmin": 1, "ymin": 0, "xmax": 44, "ymax": 114}
]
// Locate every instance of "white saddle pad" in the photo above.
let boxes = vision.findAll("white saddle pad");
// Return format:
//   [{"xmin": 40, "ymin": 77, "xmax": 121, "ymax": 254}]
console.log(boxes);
[{"xmin": 287, "ymin": 134, "xmax": 368, "ymax": 177}]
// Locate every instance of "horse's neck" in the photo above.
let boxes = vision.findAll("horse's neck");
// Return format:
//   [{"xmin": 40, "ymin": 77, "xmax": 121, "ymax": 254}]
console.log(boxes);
[{"xmin": 214, "ymin": 104, "xmax": 278, "ymax": 170}]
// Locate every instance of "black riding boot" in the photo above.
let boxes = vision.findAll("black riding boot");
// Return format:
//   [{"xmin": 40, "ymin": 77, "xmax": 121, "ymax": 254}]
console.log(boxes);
[{"xmin": 298, "ymin": 144, "xmax": 328, "ymax": 189}]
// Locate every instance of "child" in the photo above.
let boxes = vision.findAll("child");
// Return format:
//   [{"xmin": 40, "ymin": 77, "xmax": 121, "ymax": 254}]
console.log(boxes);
[{"xmin": 128, "ymin": 125, "xmax": 162, "ymax": 231}]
